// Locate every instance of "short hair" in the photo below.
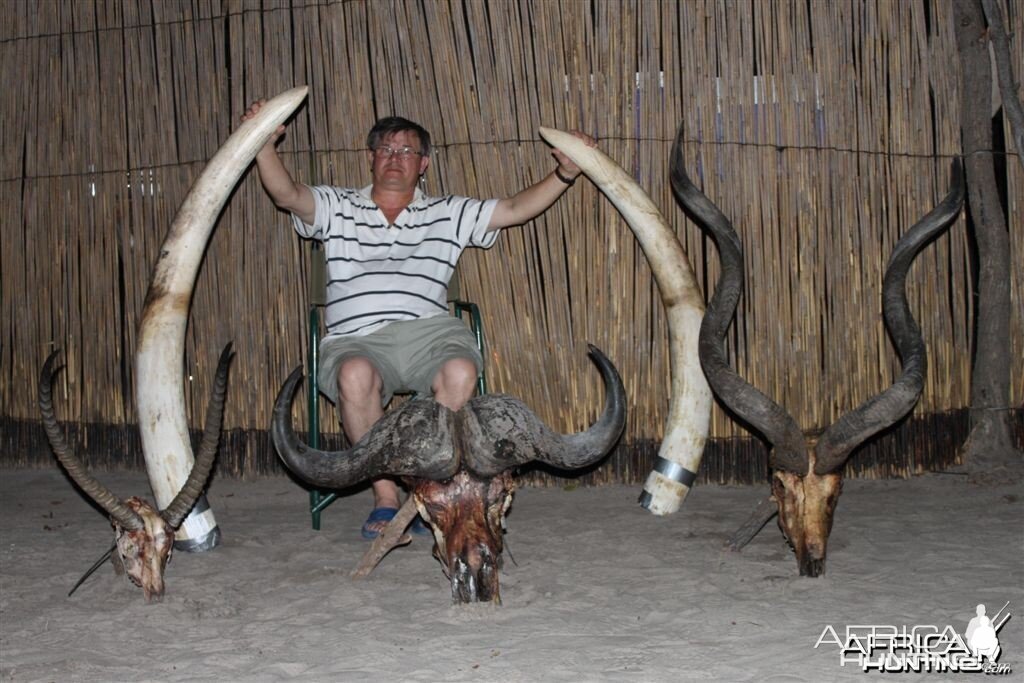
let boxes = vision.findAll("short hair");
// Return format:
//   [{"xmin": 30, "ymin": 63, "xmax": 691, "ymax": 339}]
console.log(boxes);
[{"xmin": 367, "ymin": 116, "xmax": 431, "ymax": 156}]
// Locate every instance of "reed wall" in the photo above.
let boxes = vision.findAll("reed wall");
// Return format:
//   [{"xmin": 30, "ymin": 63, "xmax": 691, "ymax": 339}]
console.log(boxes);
[{"xmin": 2, "ymin": 0, "xmax": 1021, "ymax": 483}]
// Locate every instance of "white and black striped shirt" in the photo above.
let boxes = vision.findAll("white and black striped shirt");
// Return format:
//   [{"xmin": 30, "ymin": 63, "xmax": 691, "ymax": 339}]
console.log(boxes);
[{"xmin": 292, "ymin": 185, "xmax": 499, "ymax": 338}]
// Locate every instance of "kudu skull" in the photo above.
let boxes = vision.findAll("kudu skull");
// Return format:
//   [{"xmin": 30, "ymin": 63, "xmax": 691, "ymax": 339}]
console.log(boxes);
[
  {"xmin": 37, "ymin": 345, "xmax": 232, "ymax": 601},
  {"xmin": 670, "ymin": 127, "xmax": 965, "ymax": 576},
  {"xmin": 272, "ymin": 345, "xmax": 626, "ymax": 604}
]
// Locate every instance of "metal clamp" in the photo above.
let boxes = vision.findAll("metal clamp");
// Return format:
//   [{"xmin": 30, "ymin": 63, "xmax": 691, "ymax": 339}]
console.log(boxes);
[
  {"xmin": 638, "ymin": 456, "xmax": 698, "ymax": 510},
  {"xmin": 652, "ymin": 456, "xmax": 697, "ymax": 488}
]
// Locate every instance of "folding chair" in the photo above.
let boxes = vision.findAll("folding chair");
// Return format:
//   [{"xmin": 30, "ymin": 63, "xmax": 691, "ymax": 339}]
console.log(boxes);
[{"xmin": 305, "ymin": 243, "xmax": 487, "ymax": 530}]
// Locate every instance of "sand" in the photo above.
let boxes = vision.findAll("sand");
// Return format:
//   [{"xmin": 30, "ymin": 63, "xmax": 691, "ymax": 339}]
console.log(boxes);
[{"xmin": 1, "ymin": 467, "xmax": 1021, "ymax": 681}]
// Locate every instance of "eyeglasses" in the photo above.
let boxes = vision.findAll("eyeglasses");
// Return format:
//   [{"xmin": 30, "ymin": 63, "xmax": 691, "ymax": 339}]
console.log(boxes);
[{"xmin": 372, "ymin": 145, "xmax": 423, "ymax": 159}]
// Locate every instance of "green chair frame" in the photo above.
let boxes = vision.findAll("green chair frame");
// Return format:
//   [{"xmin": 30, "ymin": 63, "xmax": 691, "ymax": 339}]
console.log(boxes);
[{"xmin": 305, "ymin": 243, "xmax": 487, "ymax": 530}]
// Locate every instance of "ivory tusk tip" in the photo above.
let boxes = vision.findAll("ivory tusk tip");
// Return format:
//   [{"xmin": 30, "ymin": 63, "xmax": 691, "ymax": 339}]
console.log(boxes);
[
  {"xmin": 281, "ymin": 85, "xmax": 309, "ymax": 99},
  {"xmin": 539, "ymin": 127, "xmax": 603, "ymax": 172},
  {"xmin": 538, "ymin": 126, "xmax": 571, "ymax": 144},
  {"xmin": 268, "ymin": 86, "xmax": 309, "ymax": 110}
]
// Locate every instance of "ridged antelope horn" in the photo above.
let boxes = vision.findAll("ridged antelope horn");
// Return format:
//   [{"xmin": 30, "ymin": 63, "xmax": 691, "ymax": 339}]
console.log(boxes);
[
  {"xmin": 161, "ymin": 343, "xmax": 234, "ymax": 528},
  {"xmin": 815, "ymin": 160, "xmax": 965, "ymax": 474},
  {"xmin": 38, "ymin": 350, "xmax": 144, "ymax": 531},
  {"xmin": 669, "ymin": 127, "xmax": 808, "ymax": 474},
  {"xmin": 538, "ymin": 127, "xmax": 712, "ymax": 514},
  {"xmin": 135, "ymin": 87, "xmax": 307, "ymax": 522}
]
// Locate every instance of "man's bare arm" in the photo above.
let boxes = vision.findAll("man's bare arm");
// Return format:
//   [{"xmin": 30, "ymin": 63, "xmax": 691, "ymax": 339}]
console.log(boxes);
[
  {"xmin": 487, "ymin": 130, "xmax": 596, "ymax": 231},
  {"xmin": 242, "ymin": 100, "xmax": 315, "ymax": 225}
]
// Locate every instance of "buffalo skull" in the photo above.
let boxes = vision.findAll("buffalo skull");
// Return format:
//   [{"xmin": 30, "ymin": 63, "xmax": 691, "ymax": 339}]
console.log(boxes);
[
  {"xmin": 671, "ymin": 125, "xmax": 965, "ymax": 576},
  {"xmin": 272, "ymin": 345, "xmax": 626, "ymax": 603}
]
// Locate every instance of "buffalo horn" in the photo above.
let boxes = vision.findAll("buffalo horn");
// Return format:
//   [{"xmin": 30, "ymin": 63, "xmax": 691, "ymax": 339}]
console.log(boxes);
[
  {"xmin": 271, "ymin": 368, "xmax": 458, "ymax": 489},
  {"xmin": 459, "ymin": 345, "xmax": 626, "ymax": 476}
]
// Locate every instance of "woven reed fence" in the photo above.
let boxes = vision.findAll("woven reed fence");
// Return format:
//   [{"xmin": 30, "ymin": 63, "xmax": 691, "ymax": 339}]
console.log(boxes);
[{"xmin": 2, "ymin": 0, "xmax": 1021, "ymax": 485}]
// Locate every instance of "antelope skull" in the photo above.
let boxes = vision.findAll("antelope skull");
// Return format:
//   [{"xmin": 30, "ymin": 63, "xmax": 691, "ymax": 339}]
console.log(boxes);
[
  {"xmin": 670, "ymin": 126, "xmax": 965, "ymax": 576},
  {"xmin": 37, "ymin": 344, "xmax": 232, "ymax": 601},
  {"xmin": 272, "ymin": 345, "xmax": 626, "ymax": 604}
]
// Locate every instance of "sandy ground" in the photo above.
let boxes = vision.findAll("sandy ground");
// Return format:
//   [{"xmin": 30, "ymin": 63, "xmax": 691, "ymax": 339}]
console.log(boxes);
[{"xmin": 1, "ymin": 467, "xmax": 1021, "ymax": 682}]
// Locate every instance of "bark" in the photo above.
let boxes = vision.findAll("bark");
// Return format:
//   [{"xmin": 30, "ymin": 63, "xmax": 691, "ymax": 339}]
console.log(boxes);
[
  {"xmin": 351, "ymin": 497, "xmax": 417, "ymax": 579},
  {"xmin": 982, "ymin": 0, "xmax": 1024, "ymax": 173},
  {"xmin": 953, "ymin": 0, "xmax": 1023, "ymax": 481}
]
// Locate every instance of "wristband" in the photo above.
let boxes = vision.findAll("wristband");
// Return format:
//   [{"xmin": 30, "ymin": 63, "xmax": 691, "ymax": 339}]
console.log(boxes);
[{"xmin": 553, "ymin": 167, "xmax": 577, "ymax": 186}]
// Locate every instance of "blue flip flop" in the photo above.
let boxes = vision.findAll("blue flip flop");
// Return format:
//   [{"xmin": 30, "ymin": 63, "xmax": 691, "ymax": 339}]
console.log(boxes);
[{"xmin": 360, "ymin": 507, "xmax": 399, "ymax": 540}]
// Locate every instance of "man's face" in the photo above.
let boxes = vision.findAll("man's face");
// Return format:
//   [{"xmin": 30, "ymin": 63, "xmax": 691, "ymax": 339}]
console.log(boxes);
[{"xmin": 369, "ymin": 130, "xmax": 430, "ymax": 193}]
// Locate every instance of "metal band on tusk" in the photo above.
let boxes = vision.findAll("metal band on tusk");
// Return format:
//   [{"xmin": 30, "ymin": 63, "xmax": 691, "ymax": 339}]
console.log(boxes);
[
  {"xmin": 190, "ymin": 494, "xmax": 211, "ymax": 515},
  {"xmin": 655, "ymin": 455, "xmax": 697, "ymax": 487},
  {"xmin": 173, "ymin": 494, "xmax": 220, "ymax": 552},
  {"xmin": 638, "ymin": 458, "xmax": 697, "ymax": 510},
  {"xmin": 173, "ymin": 525, "xmax": 221, "ymax": 552}
]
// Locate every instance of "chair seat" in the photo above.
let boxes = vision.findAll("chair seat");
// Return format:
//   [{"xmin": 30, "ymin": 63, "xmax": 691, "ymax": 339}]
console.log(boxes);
[{"xmin": 305, "ymin": 243, "xmax": 487, "ymax": 530}]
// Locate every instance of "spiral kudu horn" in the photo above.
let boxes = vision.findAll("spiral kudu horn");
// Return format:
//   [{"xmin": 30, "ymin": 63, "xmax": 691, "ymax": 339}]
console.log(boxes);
[
  {"xmin": 673, "ymin": 119, "xmax": 965, "ymax": 575},
  {"xmin": 538, "ymin": 128, "xmax": 712, "ymax": 514},
  {"xmin": 668, "ymin": 130, "xmax": 807, "ymax": 475},
  {"xmin": 674, "ymin": 141, "xmax": 966, "ymax": 478},
  {"xmin": 814, "ymin": 160, "xmax": 965, "ymax": 474}
]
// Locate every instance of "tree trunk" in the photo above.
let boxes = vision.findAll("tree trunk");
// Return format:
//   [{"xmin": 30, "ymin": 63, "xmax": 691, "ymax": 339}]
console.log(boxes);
[
  {"xmin": 953, "ymin": 0, "xmax": 1023, "ymax": 482},
  {"xmin": 982, "ymin": 0, "xmax": 1024, "ymax": 174}
]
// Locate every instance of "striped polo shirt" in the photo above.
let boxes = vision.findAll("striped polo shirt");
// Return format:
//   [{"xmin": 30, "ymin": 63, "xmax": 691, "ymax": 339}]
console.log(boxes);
[{"xmin": 292, "ymin": 184, "xmax": 499, "ymax": 338}]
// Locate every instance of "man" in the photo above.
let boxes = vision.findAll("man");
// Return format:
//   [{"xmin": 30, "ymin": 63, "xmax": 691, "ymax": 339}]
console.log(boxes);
[
  {"xmin": 243, "ymin": 101, "xmax": 594, "ymax": 537},
  {"xmin": 966, "ymin": 604, "xmax": 987, "ymax": 643}
]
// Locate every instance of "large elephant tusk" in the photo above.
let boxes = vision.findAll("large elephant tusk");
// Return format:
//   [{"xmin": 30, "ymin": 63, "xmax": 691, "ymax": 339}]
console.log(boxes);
[
  {"xmin": 538, "ymin": 127, "xmax": 711, "ymax": 515},
  {"xmin": 135, "ymin": 87, "xmax": 308, "ymax": 548}
]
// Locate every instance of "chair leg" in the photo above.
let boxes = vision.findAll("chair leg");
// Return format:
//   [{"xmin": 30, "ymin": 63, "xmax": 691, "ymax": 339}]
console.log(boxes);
[
  {"xmin": 306, "ymin": 244, "xmax": 339, "ymax": 529},
  {"xmin": 310, "ymin": 490, "xmax": 323, "ymax": 531},
  {"xmin": 308, "ymin": 304, "xmax": 328, "ymax": 529},
  {"xmin": 311, "ymin": 490, "xmax": 338, "ymax": 529}
]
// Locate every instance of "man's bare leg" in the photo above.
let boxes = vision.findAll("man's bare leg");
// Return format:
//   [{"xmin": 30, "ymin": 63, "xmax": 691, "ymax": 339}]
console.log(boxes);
[
  {"xmin": 431, "ymin": 357, "xmax": 478, "ymax": 412},
  {"xmin": 337, "ymin": 357, "xmax": 400, "ymax": 535},
  {"xmin": 339, "ymin": 356, "xmax": 478, "ymax": 536}
]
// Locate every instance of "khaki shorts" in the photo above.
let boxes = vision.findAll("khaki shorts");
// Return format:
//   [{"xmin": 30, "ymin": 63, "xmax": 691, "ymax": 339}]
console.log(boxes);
[{"xmin": 317, "ymin": 316, "xmax": 483, "ymax": 407}]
